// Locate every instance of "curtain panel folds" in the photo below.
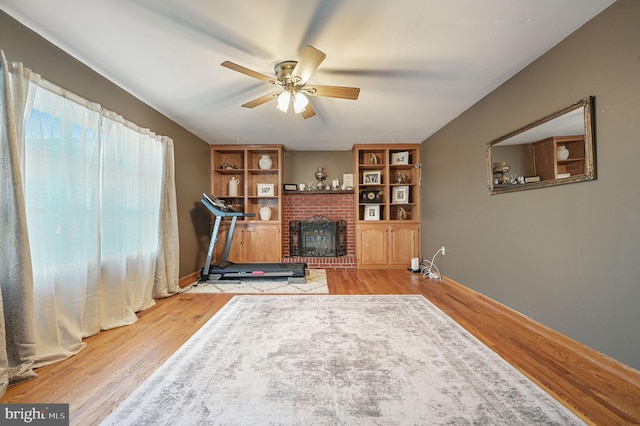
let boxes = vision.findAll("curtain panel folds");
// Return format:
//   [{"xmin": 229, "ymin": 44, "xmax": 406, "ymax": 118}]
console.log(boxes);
[
  {"xmin": 0, "ymin": 51, "xmax": 181, "ymax": 397},
  {"xmin": 0, "ymin": 49, "xmax": 38, "ymax": 398},
  {"xmin": 153, "ymin": 136, "xmax": 180, "ymax": 298}
]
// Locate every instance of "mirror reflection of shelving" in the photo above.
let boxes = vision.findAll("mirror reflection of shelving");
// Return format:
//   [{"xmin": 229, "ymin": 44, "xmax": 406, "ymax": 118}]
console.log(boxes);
[{"xmin": 533, "ymin": 135, "xmax": 586, "ymax": 181}]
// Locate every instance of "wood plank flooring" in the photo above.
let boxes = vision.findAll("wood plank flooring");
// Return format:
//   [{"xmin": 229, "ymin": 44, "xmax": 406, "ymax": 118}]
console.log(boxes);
[{"xmin": 2, "ymin": 269, "xmax": 639, "ymax": 425}]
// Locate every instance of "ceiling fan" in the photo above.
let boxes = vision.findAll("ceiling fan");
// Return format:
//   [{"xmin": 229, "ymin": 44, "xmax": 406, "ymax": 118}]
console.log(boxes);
[{"xmin": 221, "ymin": 45, "xmax": 360, "ymax": 119}]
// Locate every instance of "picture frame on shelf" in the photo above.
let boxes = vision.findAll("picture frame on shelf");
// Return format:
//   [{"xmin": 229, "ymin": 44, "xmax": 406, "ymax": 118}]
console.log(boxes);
[
  {"xmin": 364, "ymin": 204, "xmax": 380, "ymax": 220},
  {"xmin": 342, "ymin": 173, "xmax": 354, "ymax": 189},
  {"xmin": 283, "ymin": 183, "xmax": 298, "ymax": 191},
  {"xmin": 392, "ymin": 186, "xmax": 409, "ymax": 203},
  {"xmin": 391, "ymin": 151, "xmax": 409, "ymax": 165},
  {"xmin": 257, "ymin": 183, "xmax": 275, "ymax": 196},
  {"xmin": 363, "ymin": 171, "xmax": 382, "ymax": 184}
]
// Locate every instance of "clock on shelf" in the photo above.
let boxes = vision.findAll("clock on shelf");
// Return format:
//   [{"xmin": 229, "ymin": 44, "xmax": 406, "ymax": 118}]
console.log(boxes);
[{"xmin": 360, "ymin": 189, "xmax": 382, "ymax": 203}]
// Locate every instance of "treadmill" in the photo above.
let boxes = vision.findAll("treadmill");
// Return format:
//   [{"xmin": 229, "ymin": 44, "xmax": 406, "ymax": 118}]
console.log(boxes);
[{"xmin": 199, "ymin": 193, "xmax": 307, "ymax": 284}]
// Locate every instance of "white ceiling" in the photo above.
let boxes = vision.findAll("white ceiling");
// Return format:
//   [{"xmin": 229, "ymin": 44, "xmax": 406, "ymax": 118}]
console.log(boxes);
[{"xmin": 1, "ymin": 0, "xmax": 614, "ymax": 151}]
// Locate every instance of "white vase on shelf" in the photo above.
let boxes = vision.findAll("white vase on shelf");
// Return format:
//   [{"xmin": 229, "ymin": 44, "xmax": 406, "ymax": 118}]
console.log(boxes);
[
  {"xmin": 228, "ymin": 177, "xmax": 239, "ymax": 197},
  {"xmin": 557, "ymin": 145, "xmax": 570, "ymax": 160},
  {"xmin": 258, "ymin": 155, "xmax": 272, "ymax": 169},
  {"xmin": 259, "ymin": 205, "xmax": 272, "ymax": 221}
]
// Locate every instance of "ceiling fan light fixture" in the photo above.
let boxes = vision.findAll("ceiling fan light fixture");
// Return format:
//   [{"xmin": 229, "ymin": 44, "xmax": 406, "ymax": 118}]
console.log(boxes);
[
  {"xmin": 222, "ymin": 46, "xmax": 358, "ymax": 120},
  {"xmin": 293, "ymin": 92, "xmax": 309, "ymax": 114},
  {"xmin": 276, "ymin": 91, "xmax": 291, "ymax": 113}
]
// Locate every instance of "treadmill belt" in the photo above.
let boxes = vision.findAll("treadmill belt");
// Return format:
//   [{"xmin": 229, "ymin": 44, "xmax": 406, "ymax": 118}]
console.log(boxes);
[{"xmin": 209, "ymin": 262, "xmax": 307, "ymax": 278}]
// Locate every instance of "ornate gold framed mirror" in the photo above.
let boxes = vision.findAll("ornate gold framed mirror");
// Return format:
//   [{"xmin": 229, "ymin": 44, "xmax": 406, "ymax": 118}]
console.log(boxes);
[{"xmin": 487, "ymin": 96, "xmax": 596, "ymax": 194}]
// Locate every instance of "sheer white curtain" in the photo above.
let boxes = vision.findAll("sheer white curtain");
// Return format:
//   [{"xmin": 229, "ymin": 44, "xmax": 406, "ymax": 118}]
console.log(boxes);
[
  {"xmin": 100, "ymin": 111, "xmax": 163, "ymax": 325},
  {"xmin": 24, "ymin": 80, "xmax": 103, "ymax": 364},
  {"xmin": 23, "ymin": 84, "xmax": 176, "ymax": 365},
  {"xmin": 0, "ymin": 50, "xmax": 37, "ymax": 397},
  {"xmin": 1, "ymin": 52, "xmax": 181, "ymax": 388}
]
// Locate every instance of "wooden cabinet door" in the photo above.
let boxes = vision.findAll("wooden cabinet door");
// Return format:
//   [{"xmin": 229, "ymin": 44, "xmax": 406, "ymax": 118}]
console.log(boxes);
[
  {"xmin": 356, "ymin": 224, "xmax": 388, "ymax": 266},
  {"xmin": 388, "ymin": 223, "xmax": 420, "ymax": 266},
  {"xmin": 213, "ymin": 222, "xmax": 245, "ymax": 263},
  {"xmin": 244, "ymin": 223, "xmax": 281, "ymax": 263}
]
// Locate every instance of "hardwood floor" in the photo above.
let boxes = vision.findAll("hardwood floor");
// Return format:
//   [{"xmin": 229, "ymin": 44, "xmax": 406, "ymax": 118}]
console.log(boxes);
[{"xmin": 2, "ymin": 269, "xmax": 639, "ymax": 425}]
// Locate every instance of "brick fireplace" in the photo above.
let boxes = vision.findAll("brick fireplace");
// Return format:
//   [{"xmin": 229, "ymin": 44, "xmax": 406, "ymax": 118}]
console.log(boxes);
[{"xmin": 282, "ymin": 191, "xmax": 356, "ymax": 269}]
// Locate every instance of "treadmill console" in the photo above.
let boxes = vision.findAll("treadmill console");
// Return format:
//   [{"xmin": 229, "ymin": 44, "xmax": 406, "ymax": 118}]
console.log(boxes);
[{"xmin": 203, "ymin": 193, "xmax": 231, "ymax": 211}]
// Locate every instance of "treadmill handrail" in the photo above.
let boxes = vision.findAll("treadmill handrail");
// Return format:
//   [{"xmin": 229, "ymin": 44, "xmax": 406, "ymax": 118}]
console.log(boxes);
[{"xmin": 200, "ymin": 194, "xmax": 256, "ymax": 280}]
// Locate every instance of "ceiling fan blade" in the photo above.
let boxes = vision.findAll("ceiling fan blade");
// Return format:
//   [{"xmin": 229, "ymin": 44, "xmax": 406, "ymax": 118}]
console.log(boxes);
[
  {"xmin": 292, "ymin": 45, "xmax": 326, "ymax": 84},
  {"xmin": 306, "ymin": 84, "xmax": 360, "ymax": 100},
  {"xmin": 241, "ymin": 92, "xmax": 280, "ymax": 108},
  {"xmin": 221, "ymin": 61, "xmax": 275, "ymax": 84},
  {"xmin": 296, "ymin": 0, "xmax": 342, "ymax": 54},
  {"xmin": 301, "ymin": 102, "xmax": 316, "ymax": 119}
]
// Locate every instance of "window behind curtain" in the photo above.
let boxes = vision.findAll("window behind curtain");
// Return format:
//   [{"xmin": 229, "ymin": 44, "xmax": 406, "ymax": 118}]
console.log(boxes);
[
  {"xmin": 101, "ymin": 114, "xmax": 163, "ymax": 260},
  {"xmin": 24, "ymin": 107, "xmax": 101, "ymax": 272}
]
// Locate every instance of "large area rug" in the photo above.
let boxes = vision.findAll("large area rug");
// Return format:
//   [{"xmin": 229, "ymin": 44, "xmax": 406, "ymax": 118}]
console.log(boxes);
[
  {"xmin": 186, "ymin": 268, "xmax": 328, "ymax": 294},
  {"xmin": 101, "ymin": 295, "xmax": 584, "ymax": 425}
]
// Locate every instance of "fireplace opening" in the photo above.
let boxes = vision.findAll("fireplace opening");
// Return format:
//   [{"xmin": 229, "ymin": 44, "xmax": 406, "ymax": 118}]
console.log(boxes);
[{"xmin": 289, "ymin": 216, "xmax": 347, "ymax": 257}]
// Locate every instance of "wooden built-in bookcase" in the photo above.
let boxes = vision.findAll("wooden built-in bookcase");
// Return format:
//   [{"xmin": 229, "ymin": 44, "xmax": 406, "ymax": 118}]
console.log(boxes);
[
  {"xmin": 352, "ymin": 144, "xmax": 421, "ymax": 269},
  {"xmin": 210, "ymin": 144, "xmax": 284, "ymax": 263}
]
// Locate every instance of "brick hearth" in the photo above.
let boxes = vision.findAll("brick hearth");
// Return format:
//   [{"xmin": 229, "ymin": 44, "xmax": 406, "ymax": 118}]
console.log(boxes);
[{"xmin": 282, "ymin": 191, "xmax": 356, "ymax": 270}]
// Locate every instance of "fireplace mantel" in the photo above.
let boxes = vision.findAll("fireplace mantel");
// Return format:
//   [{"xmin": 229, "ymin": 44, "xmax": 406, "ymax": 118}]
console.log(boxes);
[{"xmin": 284, "ymin": 190, "xmax": 354, "ymax": 195}]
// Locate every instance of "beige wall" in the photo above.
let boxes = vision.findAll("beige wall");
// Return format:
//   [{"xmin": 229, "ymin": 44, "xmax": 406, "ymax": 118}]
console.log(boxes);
[
  {"xmin": 421, "ymin": 0, "xmax": 640, "ymax": 369},
  {"xmin": 284, "ymin": 151, "xmax": 353, "ymax": 188},
  {"xmin": 1, "ymin": 11, "xmax": 211, "ymax": 277}
]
